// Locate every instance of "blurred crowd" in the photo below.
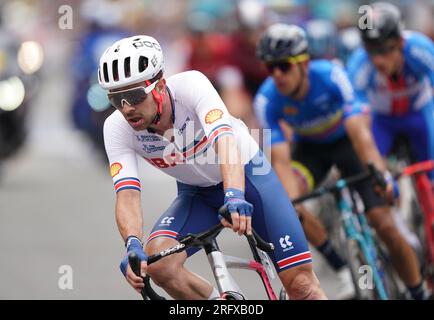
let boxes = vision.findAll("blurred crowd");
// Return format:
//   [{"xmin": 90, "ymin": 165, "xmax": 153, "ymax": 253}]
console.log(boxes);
[{"xmin": 0, "ymin": 0, "xmax": 432, "ymax": 163}]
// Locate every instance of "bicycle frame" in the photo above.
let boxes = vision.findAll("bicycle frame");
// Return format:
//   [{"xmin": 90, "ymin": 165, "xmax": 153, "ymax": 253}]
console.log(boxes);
[
  {"xmin": 398, "ymin": 160, "xmax": 434, "ymax": 288},
  {"xmin": 129, "ymin": 206, "xmax": 278, "ymax": 300},
  {"xmin": 204, "ymin": 237, "xmax": 278, "ymax": 300},
  {"xmin": 292, "ymin": 164, "xmax": 391, "ymax": 300},
  {"xmin": 334, "ymin": 189, "xmax": 389, "ymax": 300}
]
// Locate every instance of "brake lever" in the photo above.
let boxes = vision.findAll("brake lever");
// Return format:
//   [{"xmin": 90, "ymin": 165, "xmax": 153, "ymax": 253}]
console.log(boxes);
[{"xmin": 218, "ymin": 205, "xmax": 274, "ymax": 252}]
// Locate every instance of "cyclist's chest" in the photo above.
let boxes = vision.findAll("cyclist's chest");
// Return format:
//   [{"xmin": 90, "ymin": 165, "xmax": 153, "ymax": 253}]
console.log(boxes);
[
  {"xmin": 280, "ymin": 92, "xmax": 342, "ymax": 129},
  {"xmin": 132, "ymin": 112, "xmax": 210, "ymax": 166},
  {"xmin": 369, "ymin": 65, "xmax": 425, "ymax": 98}
]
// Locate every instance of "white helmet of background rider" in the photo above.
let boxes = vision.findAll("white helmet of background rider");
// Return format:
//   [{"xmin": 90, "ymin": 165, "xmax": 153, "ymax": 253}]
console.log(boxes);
[{"xmin": 98, "ymin": 35, "xmax": 164, "ymax": 90}]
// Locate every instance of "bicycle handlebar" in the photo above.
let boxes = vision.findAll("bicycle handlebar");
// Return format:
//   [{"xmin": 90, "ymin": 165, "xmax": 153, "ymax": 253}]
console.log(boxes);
[
  {"xmin": 292, "ymin": 163, "xmax": 386, "ymax": 204},
  {"xmin": 218, "ymin": 205, "xmax": 275, "ymax": 252},
  {"xmin": 128, "ymin": 204, "xmax": 275, "ymax": 300},
  {"xmin": 128, "ymin": 252, "xmax": 165, "ymax": 300}
]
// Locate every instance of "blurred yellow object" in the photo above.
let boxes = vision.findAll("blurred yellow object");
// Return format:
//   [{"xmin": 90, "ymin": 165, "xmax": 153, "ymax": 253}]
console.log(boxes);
[
  {"xmin": 17, "ymin": 41, "xmax": 44, "ymax": 74},
  {"xmin": 0, "ymin": 50, "xmax": 8, "ymax": 75},
  {"xmin": 0, "ymin": 76, "xmax": 25, "ymax": 111}
]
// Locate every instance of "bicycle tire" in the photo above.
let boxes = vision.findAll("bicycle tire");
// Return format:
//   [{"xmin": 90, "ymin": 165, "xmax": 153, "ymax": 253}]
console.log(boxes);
[{"xmin": 340, "ymin": 236, "xmax": 370, "ymax": 299}]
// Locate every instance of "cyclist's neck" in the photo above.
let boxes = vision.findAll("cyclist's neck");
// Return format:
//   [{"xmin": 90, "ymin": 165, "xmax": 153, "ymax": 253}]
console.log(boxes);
[
  {"xmin": 291, "ymin": 76, "xmax": 309, "ymax": 101},
  {"xmin": 389, "ymin": 54, "xmax": 405, "ymax": 81}
]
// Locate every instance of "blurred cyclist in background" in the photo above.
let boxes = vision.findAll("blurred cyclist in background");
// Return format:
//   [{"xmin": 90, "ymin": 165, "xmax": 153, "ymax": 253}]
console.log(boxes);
[
  {"xmin": 304, "ymin": 19, "xmax": 337, "ymax": 61},
  {"xmin": 347, "ymin": 2, "xmax": 434, "ymax": 183},
  {"xmin": 254, "ymin": 23, "xmax": 428, "ymax": 300},
  {"xmin": 99, "ymin": 34, "xmax": 327, "ymax": 299},
  {"xmin": 223, "ymin": 0, "xmax": 270, "ymax": 129},
  {"xmin": 183, "ymin": 0, "xmax": 267, "ymax": 130},
  {"xmin": 337, "ymin": 27, "xmax": 362, "ymax": 67},
  {"xmin": 70, "ymin": 0, "xmax": 131, "ymax": 157}
]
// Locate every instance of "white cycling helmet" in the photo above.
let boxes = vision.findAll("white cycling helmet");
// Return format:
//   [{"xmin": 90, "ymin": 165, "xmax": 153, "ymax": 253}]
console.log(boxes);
[{"xmin": 98, "ymin": 35, "xmax": 164, "ymax": 90}]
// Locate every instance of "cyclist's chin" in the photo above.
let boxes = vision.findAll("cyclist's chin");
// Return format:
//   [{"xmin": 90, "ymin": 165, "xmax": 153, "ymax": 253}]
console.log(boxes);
[
  {"xmin": 128, "ymin": 117, "xmax": 150, "ymax": 131},
  {"xmin": 375, "ymin": 65, "xmax": 394, "ymax": 77},
  {"xmin": 276, "ymin": 84, "xmax": 293, "ymax": 96}
]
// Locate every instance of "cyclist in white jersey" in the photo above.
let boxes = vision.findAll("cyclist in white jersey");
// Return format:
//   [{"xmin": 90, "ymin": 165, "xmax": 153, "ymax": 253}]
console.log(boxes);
[{"xmin": 99, "ymin": 35, "xmax": 327, "ymax": 299}]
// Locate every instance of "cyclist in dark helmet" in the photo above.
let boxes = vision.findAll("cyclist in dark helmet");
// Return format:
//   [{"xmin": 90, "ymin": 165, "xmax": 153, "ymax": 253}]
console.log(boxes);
[
  {"xmin": 347, "ymin": 2, "xmax": 434, "ymax": 299},
  {"xmin": 360, "ymin": 2, "xmax": 402, "ymax": 57},
  {"xmin": 255, "ymin": 22, "xmax": 428, "ymax": 299},
  {"xmin": 257, "ymin": 24, "xmax": 310, "ymax": 99}
]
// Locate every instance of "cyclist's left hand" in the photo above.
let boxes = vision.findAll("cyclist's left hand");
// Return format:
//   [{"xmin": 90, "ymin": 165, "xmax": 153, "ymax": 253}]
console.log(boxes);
[{"xmin": 221, "ymin": 188, "xmax": 253, "ymax": 236}]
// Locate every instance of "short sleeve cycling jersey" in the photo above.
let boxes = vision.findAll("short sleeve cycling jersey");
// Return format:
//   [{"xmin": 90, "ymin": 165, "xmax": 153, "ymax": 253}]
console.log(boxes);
[
  {"xmin": 347, "ymin": 31, "xmax": 434, "ymax": 116},
  {"xmin": 103, "ymin": 70, "xmax": 259, "ymax": 192},
  {"xmin": 254, "ymin": 60, "xmax": 363, "ymax": 146}
]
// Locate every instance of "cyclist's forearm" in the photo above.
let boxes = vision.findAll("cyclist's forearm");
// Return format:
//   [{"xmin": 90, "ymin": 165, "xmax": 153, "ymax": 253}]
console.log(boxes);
[
  {"xmin": 352, "ymin": 131, "xmax": 386, "ymax": 172},
  {"xmin": 272, "ymin": 160, "xmax": 301, "ymax": 199},
  {"xmin": 216, "ymin": 135, "xmax": 245, "ymax": 191},
  {"xmin": 345, "ymin": 117, "xmax": 386, "ymax": 172},
  {"xmin": 115, "ymin": 191, "xmax": 143, "ymax": 241}
]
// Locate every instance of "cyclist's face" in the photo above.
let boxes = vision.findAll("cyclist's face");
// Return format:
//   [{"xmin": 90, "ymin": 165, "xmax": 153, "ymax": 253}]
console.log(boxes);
[
  {"xmin": 109, "ymin": 81, "xmax": 159, "ymax": 131},
  {"xmin": 267, "ymin": 61, "xmax": 304, "ymax": 96},
  {"xmin": 366, "ymin": 38, "xmax": 403, "ymax": 76}
]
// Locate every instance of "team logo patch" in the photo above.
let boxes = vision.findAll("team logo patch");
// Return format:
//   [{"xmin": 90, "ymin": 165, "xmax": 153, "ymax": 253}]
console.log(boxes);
[
  {"xmin": 110, "ymin": 162, "xmax": 123, "ymax": 177},
  {"xmin": 283, "ymin": 106, "xmax": 298, "ymax": 115},
  {"xmin": 205, "ymin": 109, "xmax": 223, "ymax": 124}
]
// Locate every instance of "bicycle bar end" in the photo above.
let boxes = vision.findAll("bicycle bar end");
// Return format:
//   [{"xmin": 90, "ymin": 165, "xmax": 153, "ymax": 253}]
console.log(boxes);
[
  {"xmin": 128, "ymin": 252, "xmax": 142, "ymax": 277},
  {"xmin": 128, "ymin": 252, "xmax": 149, "ymax": 300}
]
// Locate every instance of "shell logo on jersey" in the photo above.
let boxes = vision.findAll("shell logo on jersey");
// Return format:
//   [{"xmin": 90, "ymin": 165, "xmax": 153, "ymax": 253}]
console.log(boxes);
[
  {"xmin": 205, "ymin": 109, "xmax": 223, "ymax": 124},
  {"xmin": 110, "ymin": 162, "xmax": 123, "ymax": 177}
]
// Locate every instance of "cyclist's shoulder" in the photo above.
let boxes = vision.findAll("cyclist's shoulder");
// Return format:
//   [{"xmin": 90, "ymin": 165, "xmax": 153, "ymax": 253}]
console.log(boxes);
[
  {"xmin": 255, "ymin": 77, "xmax": 284, "ymax": 111},
  {"xmin": 403, "ymin": 31, "xmax": 434, "ymax": 67},
  {"xmin": 346, "ymin": 48, "xmax": 374, "ymax": 89},
  {"xmin": 309, "ymin": 59, "xmax": 335, "ymax": 73},
  {"xmin": 167, "ymin": 70, "xmax": 211, "ymax": 87},
  {"xmin": 346, "ymin": 47, "xmax": 371, "ymax": 75},
  {"xmin": 103, "ymin": 110, "xmax": 131, "ymax": 135},
  {"xmin": 309, "ymin": 59, "xmax": 345, "ymax": 82},
  {"xmin": 309, "ymin": 60, "xmax": 349, "ymax": 91},
  {"xmin": 166, "ymin": 70, "xmax": 217, "ymax": 105},
  {"xmin": 403, "ymin": 30, "xmax": 433, "ymax": 49},
  {"xmin": 256, "ymin": 76, "xmax": 278, "ymax": 96}
]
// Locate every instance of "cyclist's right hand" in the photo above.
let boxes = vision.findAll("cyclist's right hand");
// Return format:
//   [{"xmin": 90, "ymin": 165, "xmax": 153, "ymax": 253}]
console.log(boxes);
[
  {"xmin": 375, "ymin": 170, "xmax": 399, "ymax": 204},
  {"xmin": 119, "ymin": 236, "xmax": 148, "ymax": 293},
  {"xmin": 221, "ymin": 188, "xmax": 254, "ymax": 236}
]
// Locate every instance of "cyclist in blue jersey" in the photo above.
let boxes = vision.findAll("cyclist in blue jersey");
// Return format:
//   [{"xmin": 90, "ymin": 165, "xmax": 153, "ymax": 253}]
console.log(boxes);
[
  {"xmin": 347, "ymin": 2, "xmax": 434, "ymax": 182},
  {"xmin": 254, "ymin": 23, "xmax": 427, "ymax": 299}
]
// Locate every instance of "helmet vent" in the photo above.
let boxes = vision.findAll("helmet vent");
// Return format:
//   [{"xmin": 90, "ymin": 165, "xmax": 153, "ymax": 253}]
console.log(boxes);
[
  {"xmin": 112, "ymin": 59, "xmax": 119, "ymax": 82},
  {"xmin": 124, "ymin": 57, "xmax": 131, "ymax": 78},
  {"xmin": 138, "ymin": 56, "xmax": 148, "ymax": 73},
  {"xmin": 103, "ymin": 62, "xmax": 109, "ymax": 83}
]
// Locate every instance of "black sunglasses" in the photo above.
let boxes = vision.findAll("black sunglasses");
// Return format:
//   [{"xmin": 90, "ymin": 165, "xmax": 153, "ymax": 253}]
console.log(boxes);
[
  {"xmin": 365, "ymin": 42, "xmax": 400, "ymax": 56},
  {"xmin": 265, "ymin": 54, "xmax": 309, "ymax": 74},
  {"xmin": 265, "ymin": 61, "xmax": 293, "ymax": 73}
]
